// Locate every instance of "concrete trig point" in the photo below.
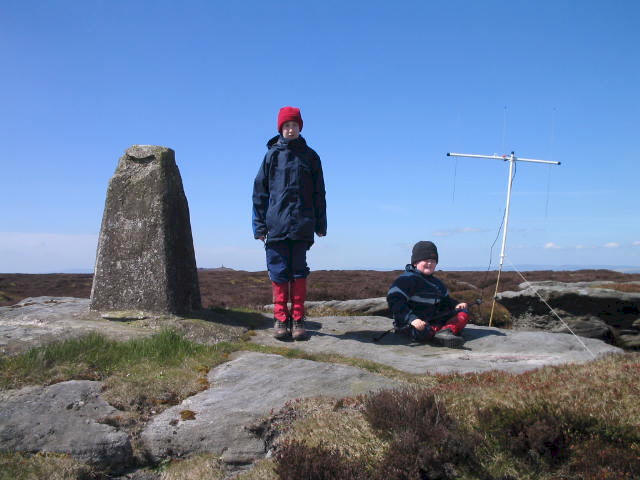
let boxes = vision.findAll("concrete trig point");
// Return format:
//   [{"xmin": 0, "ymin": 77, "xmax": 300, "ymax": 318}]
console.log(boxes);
[
  {"xmin": 446, "ymin": 151, "xmax": 561, "ymax": 325},
  {"xmin": 90, "ymin": 145, "xmax": 202, "ymax": 314}
]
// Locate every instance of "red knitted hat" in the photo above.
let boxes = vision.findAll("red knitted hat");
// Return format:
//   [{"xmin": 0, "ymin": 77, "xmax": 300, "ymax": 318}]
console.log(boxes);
[{"xmin": 277, "ymin": 106, "xmax": 303, "ymax": 133}]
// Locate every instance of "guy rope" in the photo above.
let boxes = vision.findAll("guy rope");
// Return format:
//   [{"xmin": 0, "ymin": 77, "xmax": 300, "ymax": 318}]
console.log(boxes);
[{"xmin": 446, "ymin": 151, "xmax": 561, "ymax": 326}]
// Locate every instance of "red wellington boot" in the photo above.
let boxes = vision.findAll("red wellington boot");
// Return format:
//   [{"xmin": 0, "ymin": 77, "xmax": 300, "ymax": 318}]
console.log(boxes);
[
  {"xmin": 445, "ymin": 310, "xmax": 469, "ymax": 335},
  {"xmin": 272, "ymin": 281, "xmax": 290, "ymax": 339},
  {"xmin": 433, "ymin": 310, "xmax": 469, "ymax": 348},
  {"xmin": 290, "ymin": 278, "xmax": 308, "ymax": 340}
]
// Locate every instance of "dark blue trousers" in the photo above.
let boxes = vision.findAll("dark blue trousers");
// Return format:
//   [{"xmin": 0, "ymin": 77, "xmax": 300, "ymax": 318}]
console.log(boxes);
[{"xmin": 265, "ymin": 240, "xmax": 311, "ymax": 283}]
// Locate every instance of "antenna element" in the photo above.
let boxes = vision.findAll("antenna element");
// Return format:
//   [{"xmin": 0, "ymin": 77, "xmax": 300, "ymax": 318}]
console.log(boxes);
[{"xmin": 446, "ymin": 151, "xmax": 561, "ymax": 326}]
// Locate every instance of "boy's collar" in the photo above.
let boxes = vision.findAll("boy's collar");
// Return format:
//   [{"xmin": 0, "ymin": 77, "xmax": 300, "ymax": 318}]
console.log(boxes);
[
  {"xmin": 279, "ymin": 134, "xmax": 304, "ymax": 144},
  {"xmin": 267, "ymin": 134, "xmax": 306, "ymax": 149},
  {"xmin": 406, "ymin": 264, "xmax": 434, "ymax": 277}
]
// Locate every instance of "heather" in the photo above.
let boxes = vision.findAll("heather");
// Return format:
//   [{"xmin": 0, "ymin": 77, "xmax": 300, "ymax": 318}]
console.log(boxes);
[{"xmin": 270, "ymin": 352, "xmax": 640, "ymax": 480}]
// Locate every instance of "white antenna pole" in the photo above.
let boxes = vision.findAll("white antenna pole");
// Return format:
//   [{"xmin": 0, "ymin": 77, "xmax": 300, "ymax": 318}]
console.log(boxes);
[
  {"xmin": 499, "ymin": 153, "xmax": 516, "ymax": 271},
  {"xmin": 446, "ymin": 151, "xmax": 561, "ymax": 326}
]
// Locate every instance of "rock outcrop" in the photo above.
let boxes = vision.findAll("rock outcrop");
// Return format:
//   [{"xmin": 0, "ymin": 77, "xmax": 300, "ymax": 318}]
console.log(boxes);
[
  {"xmin": 90, "ymin": 145, "xmax": 201, "ymax": 314},
  {"xmin": 0, "ymin": 381, "xmax": 132, "ymax": 468},
  {"xmin": 496, "ymin": 281, "xmax": 640, "ymax": 348},
  {"xmin": 0, "ymin": 296, "xmax": 625, "ymax": 475}
]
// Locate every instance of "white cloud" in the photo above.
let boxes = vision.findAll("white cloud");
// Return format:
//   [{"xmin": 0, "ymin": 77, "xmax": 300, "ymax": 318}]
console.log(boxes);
[
  {"xmin": 603, "ymin": 242, "xmax": 620, "ymax": 248},
  {"xmin": 633, "ymin": 241, "xmax": 640, "ymax": 246},
  {"xmin": 544, "ymin": 242, "xmax": 561, "ymax": 249}
]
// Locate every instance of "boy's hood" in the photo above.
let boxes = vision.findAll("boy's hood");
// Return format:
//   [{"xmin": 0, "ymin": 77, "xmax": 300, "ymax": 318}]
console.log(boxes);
[{"xmin": 266, "ymin": 135, "xmax": 308, "ymax": 150}]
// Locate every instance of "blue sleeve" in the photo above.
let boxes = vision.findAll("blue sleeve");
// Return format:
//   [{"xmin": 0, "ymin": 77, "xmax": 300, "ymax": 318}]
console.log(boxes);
[
  {"xmin": 252, "ymin": 155, "xmax": 269, "ymax": 238},
  {"xmin": 312, "ymin": 154, "xmax": 327, "ymax": 235},
  {"xmin": 386, "ymin": 275, "xmax": 418, "ymax": 329}
]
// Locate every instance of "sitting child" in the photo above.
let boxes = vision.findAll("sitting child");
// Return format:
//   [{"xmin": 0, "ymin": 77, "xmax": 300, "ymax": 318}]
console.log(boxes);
[{"xmin": 386, "ymin": 241, "xmax": 469, "ymax": 348}]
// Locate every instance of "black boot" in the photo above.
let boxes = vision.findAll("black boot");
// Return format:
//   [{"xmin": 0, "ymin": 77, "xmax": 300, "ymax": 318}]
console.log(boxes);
[
  {"xmin": 292, "ymin": 318, "xmax": 308, "ymax": 341},
  {"xmin": 432, "ymin": 328, "xmax": 464, "ymax": 348},
  {"xmin": 273, "ymin": 318, "xmax": 291, "ymax": 340}
]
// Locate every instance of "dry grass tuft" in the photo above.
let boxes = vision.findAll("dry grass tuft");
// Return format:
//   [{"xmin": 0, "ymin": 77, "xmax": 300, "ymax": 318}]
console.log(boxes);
[
  {"xmin": 275, "ymin": 440, "xmax": 369, "ymax": 480},
  {"xmin": 274, "ymin": 397, "xmax": 386, "ymax": 465},
  {"xmin": 158, "ymin": 453, "xmax": 225, "ymax": 480},
  {"xmin": 101, "ymin": 361, "xmax": 208, "ymax": 415},
  {"xmin": 0, "ymin": 452, "xmax": 103, "ymax": 480},
  {"xmin": 234, "ymin": 459, "xmax": 278, "ymax": 480}
]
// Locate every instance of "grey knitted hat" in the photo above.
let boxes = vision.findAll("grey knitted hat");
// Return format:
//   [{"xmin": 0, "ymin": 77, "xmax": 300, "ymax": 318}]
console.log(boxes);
[{"xmin": 411, "ymin": 241, "xmax": 438, "ymax": 265}]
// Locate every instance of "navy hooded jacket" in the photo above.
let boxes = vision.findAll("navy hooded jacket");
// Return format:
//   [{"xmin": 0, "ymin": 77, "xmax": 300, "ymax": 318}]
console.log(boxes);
[
  {"xmin": 387, "ymin": 265, "xmax": 457, "ymax": 329},
  {"xmin": 252, "ymin": 135, "xmax": 327, "ymax": 244}
]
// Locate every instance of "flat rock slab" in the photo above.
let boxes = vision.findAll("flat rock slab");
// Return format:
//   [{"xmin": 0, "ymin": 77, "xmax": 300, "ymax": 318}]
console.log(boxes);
[
  {"xmin": 0, "ymin": 380, "xmax": 132, "ymax": 467},
  {"xmin": 141, "ymin": 352, "xmax": 404, "ymax": 465},
  {"xmin": 496, "ymin": 281, "xmax": 640, "ymax": 318},
  {"xmin": 0, "ymin": 297, "xmax": 152, "ymax": 356},
  {"xmin": 250, "ymin": 315, "xmax": 622, "ymax": 375}
]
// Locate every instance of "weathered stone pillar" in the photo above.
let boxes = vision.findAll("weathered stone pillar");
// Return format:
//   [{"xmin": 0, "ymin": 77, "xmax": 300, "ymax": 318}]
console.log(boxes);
[{"xmin": 90, "ymin": 145, "xmax": 202, "ymax": 313}]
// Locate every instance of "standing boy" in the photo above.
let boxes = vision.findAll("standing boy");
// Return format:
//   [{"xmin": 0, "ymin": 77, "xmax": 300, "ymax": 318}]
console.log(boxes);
[
  {"xmin": 252, "ymin": 106, "xmax": 327, "ymax": 340},
  {"xmin": 387, "ymin": 241, "xmax": 469, "ymax": 348}
]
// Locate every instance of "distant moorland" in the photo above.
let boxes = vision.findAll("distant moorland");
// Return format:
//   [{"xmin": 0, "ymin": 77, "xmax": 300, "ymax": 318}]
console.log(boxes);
[{"xmin": 1, "ymin": 269, "xmax": 639, "ymax": 310}]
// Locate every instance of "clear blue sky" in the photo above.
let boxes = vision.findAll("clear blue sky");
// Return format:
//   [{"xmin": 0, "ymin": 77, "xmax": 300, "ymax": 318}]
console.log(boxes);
[{"xmin": 1, "ymin": 0, "xmax": 639, "ymax": 273}]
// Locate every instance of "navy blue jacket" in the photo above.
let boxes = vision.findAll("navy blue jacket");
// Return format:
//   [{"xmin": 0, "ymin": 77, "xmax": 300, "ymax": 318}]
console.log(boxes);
[
  {"xmin": 252, "ymin": 135, "xmax": 327, "ymax": 244},
  {"xmin": 387, "ymin": 265, "xmax": 457, "ymax": 329}
]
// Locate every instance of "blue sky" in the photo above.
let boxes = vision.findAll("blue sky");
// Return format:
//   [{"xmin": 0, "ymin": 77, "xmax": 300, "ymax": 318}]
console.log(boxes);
[{"xmin": 1, "ymin": 0, "xmax": 639, "ymax": 273}]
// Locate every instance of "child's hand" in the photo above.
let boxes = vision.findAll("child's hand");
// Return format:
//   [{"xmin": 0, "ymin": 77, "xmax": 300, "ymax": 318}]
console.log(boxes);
[
  {"xmin": 411, "ymin": 318, "xmax": 427, "ymax": 331},
  {"xmin": 455, "ymin": 303, "xmax": 468, "ymax": 310},
  {"xmin": 317, "ymin": 233, "xmax": 325, "ymax": 237},
  {"xmin": 257, "ymin": 236, "xmax": 265, "ymax": 242}
]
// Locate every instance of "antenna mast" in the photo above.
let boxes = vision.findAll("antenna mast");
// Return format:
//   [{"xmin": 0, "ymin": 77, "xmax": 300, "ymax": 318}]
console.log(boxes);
[{"xmin": 446, "ymin": 151, "xmax": 561, "ymax": 326}]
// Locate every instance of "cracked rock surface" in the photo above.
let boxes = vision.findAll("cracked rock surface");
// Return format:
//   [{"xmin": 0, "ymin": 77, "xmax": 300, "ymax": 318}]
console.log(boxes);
[{"xmin": 140, "ymin": 351, "xmax": 405, "ymax": 465}]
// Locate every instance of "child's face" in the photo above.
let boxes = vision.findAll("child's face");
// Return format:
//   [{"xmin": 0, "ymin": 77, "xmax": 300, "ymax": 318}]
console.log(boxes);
[
  {"xmin": 281, "ymin": 121, "xmax": 300, "ymax": 140},
  {"xmin": 415, "ymin": 259, "xmax": 437, "ymax": 275}
]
